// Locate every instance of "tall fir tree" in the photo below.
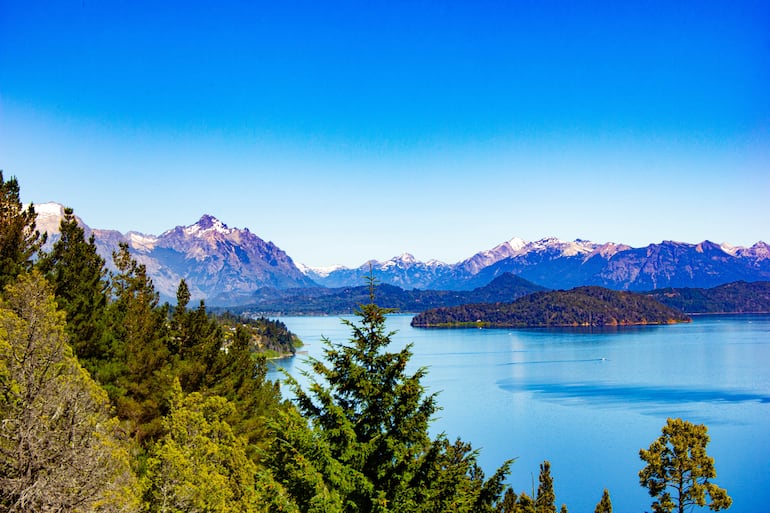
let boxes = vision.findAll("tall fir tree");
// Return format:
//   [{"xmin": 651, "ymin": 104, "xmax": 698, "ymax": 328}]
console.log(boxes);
[
  {"xmin": 104, "ymin": 243, "xmax": 172, "ymax": 443},
  {"xmin": 268, "ymin": 278, "xmax": 512, "ymax": 512},
  {"xmin": 37, "ymin": 207, "xmax": 109, "ymax": 370},
  {"xmin": 0, "ymin": 172, "xmax": 45, "ymax": 289}
]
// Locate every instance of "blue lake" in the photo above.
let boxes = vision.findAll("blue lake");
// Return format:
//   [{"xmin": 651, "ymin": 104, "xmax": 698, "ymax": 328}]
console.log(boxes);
[{"xmin": 270, "ymin": 314, "xmax": 770, "ymax": 513}]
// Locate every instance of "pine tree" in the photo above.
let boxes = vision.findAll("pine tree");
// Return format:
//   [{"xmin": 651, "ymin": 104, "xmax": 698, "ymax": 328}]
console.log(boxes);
[
  {"xmin": 208, "ymin": 324, "xmax": 283, "ymax": 459},
  {"xmin": 639, "ymin": 418, "xmax": 732, "ymax": 513},
  {"xmin": 0, "ymin": 172, "xmax": 45, "ymax": 289},
  {"xmin": 269, "ymin": 278, "xmax": 513, "ymax": 512},
  {"xmin": 497, "ymin": 488, "xmax": 518, "ymax": 513},
  {"xmin": 535, "ymin": 460, "xmax": 557, "ymax": 513},
  {"xmin": 104, "ymin": 243, "xmax": 172, "ymax": 443},
  {"xmin": 37, "ymin": 206, "xmax": 109, "ymax": 370},
  {"xmin": 516, "ymin": 492, "xmax": 536, "ymax": 513},
  {"xmin": 594, "ymin": 489, "xmax": 612, "ymax": 513}
]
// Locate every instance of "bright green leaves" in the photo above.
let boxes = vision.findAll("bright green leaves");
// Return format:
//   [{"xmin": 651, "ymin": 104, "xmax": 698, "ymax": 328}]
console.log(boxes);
[
  {"xmin": 639, "ymin": 418, "xmax": 732, "ymax": 513},
  {"xmin": 0, "ymin": 271, "xmax": 138, "ymax": 512},
  {"xmin": 143, "ymin": 383, "xmax": 270, "ymax": 513}
]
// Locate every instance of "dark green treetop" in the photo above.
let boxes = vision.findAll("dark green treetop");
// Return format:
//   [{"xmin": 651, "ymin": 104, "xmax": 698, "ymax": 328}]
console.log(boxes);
[
  {"xmin": 268, "ymin": 278, "xmax": 513, "ymax": 512},
  {"xmin": 0, "ymin": 172, "xmax": 46, "ymax": 289},
  {"xmin": 37, "ymin": 206, "xmax": 109, "ymax": 369}
]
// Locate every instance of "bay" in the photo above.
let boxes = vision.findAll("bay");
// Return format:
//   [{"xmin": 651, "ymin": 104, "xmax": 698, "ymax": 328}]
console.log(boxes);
[{"xmin": 270, "ymin": 314, "xmax": 770, "ymax": 513}]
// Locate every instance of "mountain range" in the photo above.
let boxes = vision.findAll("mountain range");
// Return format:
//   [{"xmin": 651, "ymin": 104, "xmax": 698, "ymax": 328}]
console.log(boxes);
[{"xmin": 35, "ymin": 202, "xmax": 770, "ymax": 306}]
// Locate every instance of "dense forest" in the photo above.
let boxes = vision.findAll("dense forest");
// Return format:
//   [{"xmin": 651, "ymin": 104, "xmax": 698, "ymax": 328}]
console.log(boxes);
[
  {"xmin": 226, "ymin": 272, "xmax": 545, "ymax": 316},
  {"xmin": 648, "ymin": 281, "xmax": 770, "ymax": 314},
  {"xmin": 411, "ymin": 286, "xmax": 691, "ymax": 328},
  {"xmin": 0, "ymin": 172, "xmax": 733, "ymax": 513},
  {"xmin": 228, "ymin": 271, "xmax": 770, "ymax": 318}
]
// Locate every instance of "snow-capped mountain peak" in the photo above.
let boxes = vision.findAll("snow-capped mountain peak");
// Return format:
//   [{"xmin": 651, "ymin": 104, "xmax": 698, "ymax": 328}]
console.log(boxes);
[
  {"xmin": 35, "ymin": 201, "xmax": 66, "ymax": 217},
  {"xmin": 183, "ymin": 214, "xmax": 233, "ymax": 237},
  {"xmin": 34, "ymin": 202, "xmax": 69, "ymax": 236},
  {"xmin": 506, "ymin": 237, "xmax": 527, "ymax": 252}
]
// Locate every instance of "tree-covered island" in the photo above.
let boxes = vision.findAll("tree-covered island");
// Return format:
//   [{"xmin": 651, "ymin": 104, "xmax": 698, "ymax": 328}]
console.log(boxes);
[{"xmin": 411, "ymin": 286, "xmax": 691, "ymax": 328}]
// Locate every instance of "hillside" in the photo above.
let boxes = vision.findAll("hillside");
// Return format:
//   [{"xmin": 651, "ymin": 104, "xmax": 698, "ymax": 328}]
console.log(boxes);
[
  {"xmin": 411, "ymin": 286, "xmax": 691, "ymax": 328},
  {"xmin": 226, "ymin": 272, "xmax": 545, "ymax": 315},
  {"xmin": 648, "ymin": 281, "xmax": 770, "ymax": 314},
  {"xmin": 36, "ymin": 203, "xmax": 770, "ymax": 304}
]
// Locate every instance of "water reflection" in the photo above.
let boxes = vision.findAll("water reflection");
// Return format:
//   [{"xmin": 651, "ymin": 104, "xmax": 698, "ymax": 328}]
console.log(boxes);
[{"xmin": 498, "ymin": 379, "xmax": 770, "ymax": 405}]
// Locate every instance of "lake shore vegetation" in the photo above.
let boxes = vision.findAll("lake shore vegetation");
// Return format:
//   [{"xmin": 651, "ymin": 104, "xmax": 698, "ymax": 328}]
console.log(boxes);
[{"xmin": 0, "ymin": 173, "xmax": 733, "ymax": 512}]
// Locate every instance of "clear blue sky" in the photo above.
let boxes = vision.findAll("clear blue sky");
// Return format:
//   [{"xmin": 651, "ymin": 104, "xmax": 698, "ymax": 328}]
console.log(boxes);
[{"xmin": 1, "ymin": 1, "xmax": 768, "ymax": 267}]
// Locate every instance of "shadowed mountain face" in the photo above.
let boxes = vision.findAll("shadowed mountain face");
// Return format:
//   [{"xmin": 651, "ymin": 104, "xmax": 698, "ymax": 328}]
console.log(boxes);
[
  {"xmin": 38, "ymin": 204, "xmax": 315, "ymax": 303},
  {"xmin": 309, "ymin": 237, "xmax": 770, "ymax": 292},
  {"xmin": 37, "ymin": 202, "xmax": 769, "ymax": 305}
]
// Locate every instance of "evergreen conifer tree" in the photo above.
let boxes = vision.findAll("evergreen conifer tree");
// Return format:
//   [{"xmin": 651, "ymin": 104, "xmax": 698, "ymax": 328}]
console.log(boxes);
[
  {"xmin": 594, "ymin": 489, "xmax": 612, "ymax": 513},
  {"xmin": 37, "ymin": 206, "xmax": 109, "ymax": 370},
  {"xmin": 535, "ymin": 460, "xmax": 557, "ymax": 513},
  {"xmin": 268, "ymin": 278, "xmax": 513, "ymax": 512},
  {"xmin": 104, "ymin": 243, "xmax": 172, "ymax": 442},
  {"xmin": 639, "ymin": 418, "xmax": 732, "ymax": 513},
  {"xmin": 0, "ymin": 172, "xmax": 45, "ymax": 289}
]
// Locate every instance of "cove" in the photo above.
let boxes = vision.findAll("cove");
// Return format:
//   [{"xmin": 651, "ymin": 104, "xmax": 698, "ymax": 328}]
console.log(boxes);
[{"xmin": 271, "ymin": 314, "xmax": 770, "ymax": 513}]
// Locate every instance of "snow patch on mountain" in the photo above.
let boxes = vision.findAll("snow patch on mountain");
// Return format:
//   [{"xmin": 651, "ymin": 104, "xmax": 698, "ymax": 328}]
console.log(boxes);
[
  {"xmin": 299, "ymin": 263, "xmax": 348, "ymax": 277},
  {"xmin": 34, "ymin": 202, "xmax": 69, "ymax": 235},
  {"xmin": 128, "ymin": 232, "xmax": 158, "ymax": 252}
]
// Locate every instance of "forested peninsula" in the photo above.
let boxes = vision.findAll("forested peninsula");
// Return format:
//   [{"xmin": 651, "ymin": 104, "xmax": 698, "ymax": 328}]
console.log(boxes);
[
  {"xmin": 648, "ymin": 280, "xmax": 770, "ymax": 314},
  {"xmin": 411, "ymin": 286, "xmax": 691, "ymax": 328}
]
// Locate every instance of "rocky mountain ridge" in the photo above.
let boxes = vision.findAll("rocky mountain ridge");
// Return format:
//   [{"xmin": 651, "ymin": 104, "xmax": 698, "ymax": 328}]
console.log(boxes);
[
  {"xmin": 37, "ymin": 202, "xmax": 314, "ymax": 303},
  {"xmin": 311, "ymin": 236, "xmax": 770, "ymax": 292},
  {"xmin": 36, "ymin": 202, "xmax": 770, "ymax": 305}
]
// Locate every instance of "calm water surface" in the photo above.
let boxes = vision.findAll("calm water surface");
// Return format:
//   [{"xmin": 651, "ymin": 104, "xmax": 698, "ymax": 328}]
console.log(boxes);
[{"xmin": 271, "ymin": 314, "xmax": 770, "ymax": 513}]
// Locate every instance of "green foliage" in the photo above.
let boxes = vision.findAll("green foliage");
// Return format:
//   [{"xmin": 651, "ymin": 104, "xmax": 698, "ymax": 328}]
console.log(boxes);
[
  {"xmin": 0, "ymin": 172, "xmax": 45, "ymax": 289},
  {"xmin": 535, "ymin": 461, "xmax": 557, "ymax": 513},
  {"xmin": 594, "ymin": 489, "xmax": 612, "ymax": 513},
  {"xmin": 0, "ymin": 271, "xmax": 138, "ymax": 512},
  {"xmin": 143, "ymin": 382, "xmax": 285, "ymax": 513},
  {"xmin": 207, "ymin": 324, "xmax": 284, "ymax": 459},
  {"xmin": 102, "ymin": 243, "xmax": 173, "ymax": 442},
  {"xmin": 515, "ymin": 492, "xmax": 536, "ymax": 513},
  {"xmin": 648, "ymin": 280, "xmax": 770, "ymax": 314},
  {"xmin": 493, "ymin": 461, "xmax": 567, "ymax": 513},
  {"xmin": 37, "ymin": 206, "xmax": 110, "ymax": 370},
  {"xmin": 267, "ymin": 282, "xmax": 513, "ymax": 511},
  {"xmin": 639, "ymin": 418, "xmax": 732, "ymax": 513},
  {"xmin": 230, "ymin": 272, "xmax": 544, "ymax": 316},
  {"xmin": 412, "ymin": 286, "xmax": 691, "ymax": 328},
  {"xmin": 217, "ymin": 311, "xmax": 300, "ymax": 355}
]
